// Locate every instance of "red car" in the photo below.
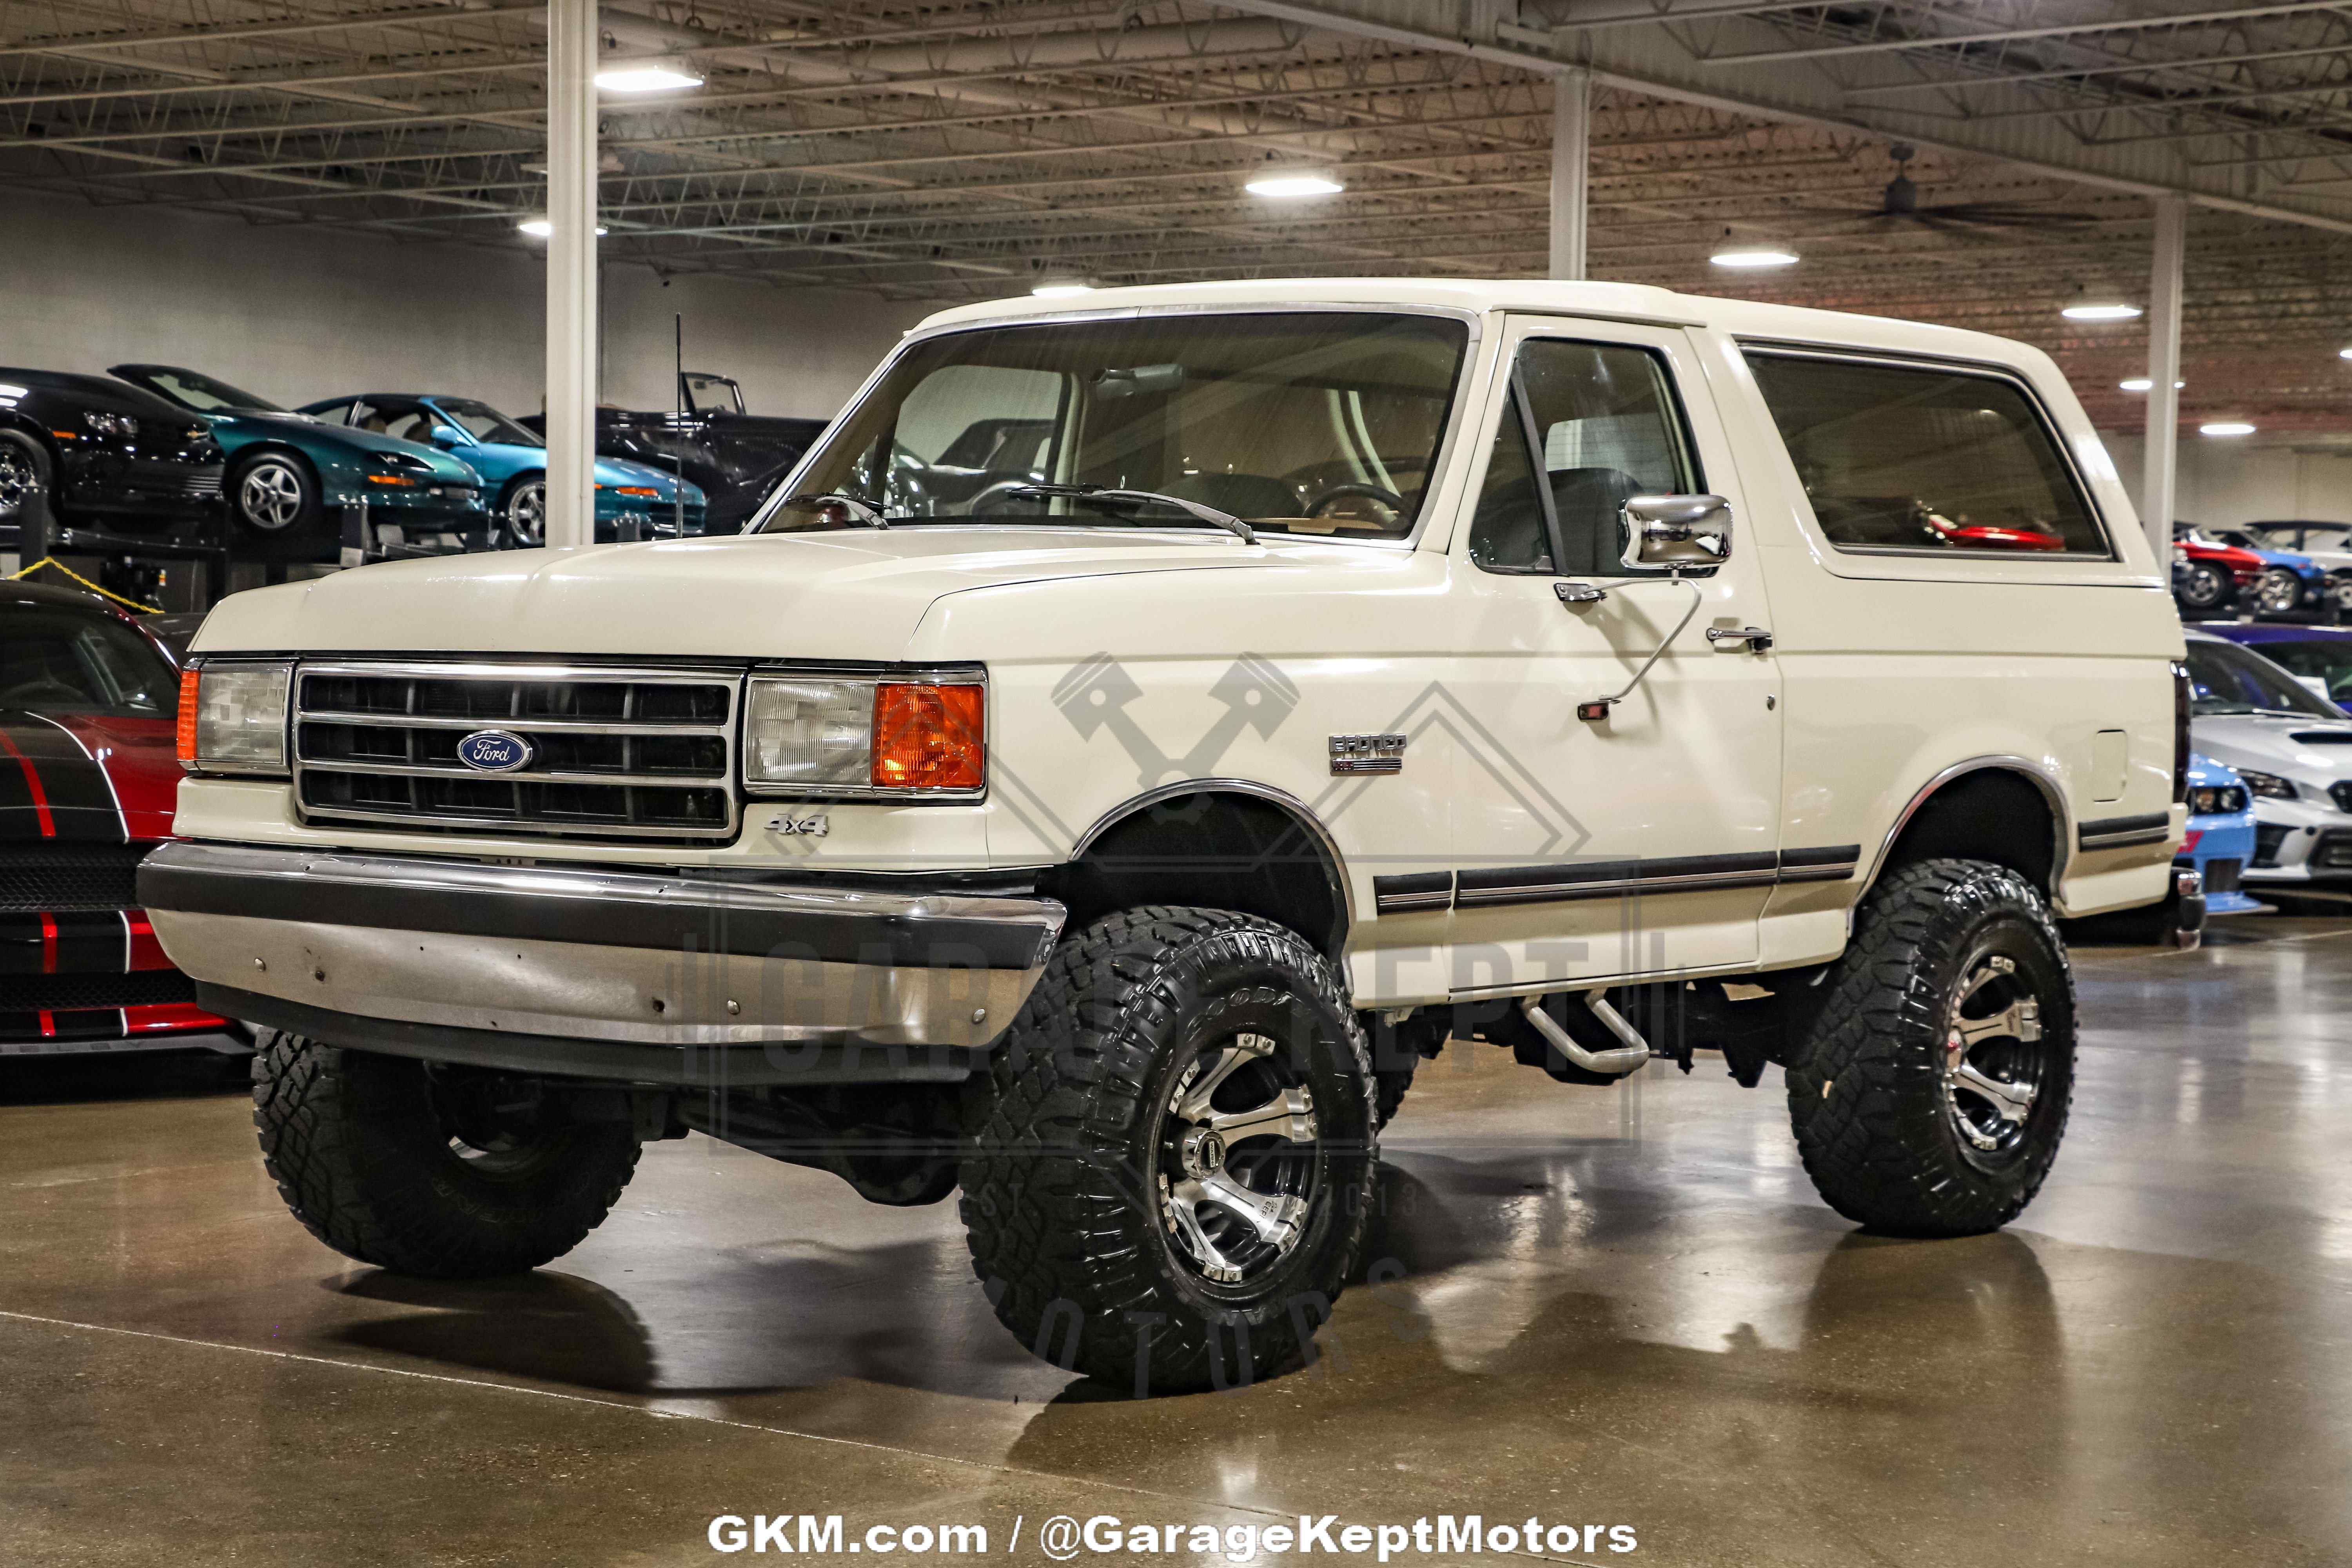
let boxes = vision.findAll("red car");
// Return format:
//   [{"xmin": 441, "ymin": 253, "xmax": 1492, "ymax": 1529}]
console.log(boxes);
[
  {"xmin": 3, "ymin": 579, "xmax": 240, "ymax": 1054},
  {"xmin": 2173, "ymin": 532, "xmax": 2264, "ymax": 615}
]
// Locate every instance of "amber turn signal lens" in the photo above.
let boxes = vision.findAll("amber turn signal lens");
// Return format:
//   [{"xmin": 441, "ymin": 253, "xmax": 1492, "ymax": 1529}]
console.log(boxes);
[
  {"xmin": 871, "ymin": 683, "xmax": 984, "ymax": 790},
  {"xmin": 175, "ymin": 668, "xmax": 201, "ymax": 763}
]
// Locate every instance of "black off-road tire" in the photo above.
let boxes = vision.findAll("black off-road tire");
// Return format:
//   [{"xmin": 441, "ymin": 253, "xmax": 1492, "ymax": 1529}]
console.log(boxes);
[
  {"xmin": 958, "ymin": 907, "xmax": 1377, "ymax": 1394},
  {"xmin": 251, "ymin": 1029, "xmax": 641, "ymax": 1277},
  {"xmin": 1785, "ymin": 859, "xmax": 2077, "ymax": 1238}
]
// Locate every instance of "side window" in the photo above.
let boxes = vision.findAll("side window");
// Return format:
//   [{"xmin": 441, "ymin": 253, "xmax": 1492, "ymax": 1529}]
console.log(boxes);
[
  {"xmin": 1746, "ymin": 352, "xmax": 2108, "ymax": 556},
  {"xmin": 1468, "ymin": 339, "xmax": 1700, "ymax": 577},
  {"xmin": 880, "ymin": 365, "xmax": 1063, "ymax": 514}
]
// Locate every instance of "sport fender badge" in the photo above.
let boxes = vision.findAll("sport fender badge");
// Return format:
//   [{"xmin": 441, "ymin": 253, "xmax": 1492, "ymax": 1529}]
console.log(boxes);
[
  {"xmin": 454, "ymin": 729, "xmax": 533, "ymax": 772},
  {"xmin": 1328, "ymin": 733, "xmax": 1407, "ymax": 775}
]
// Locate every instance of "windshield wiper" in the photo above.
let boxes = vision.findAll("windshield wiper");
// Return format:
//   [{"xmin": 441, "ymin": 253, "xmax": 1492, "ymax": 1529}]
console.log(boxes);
[
  {"xmin": 777, "ymin": 492, "xmax": 889, "ymax": 529},
  {"xmin": 1005, "ymin": 483, "xmax": 1257, "ymax": 545}
]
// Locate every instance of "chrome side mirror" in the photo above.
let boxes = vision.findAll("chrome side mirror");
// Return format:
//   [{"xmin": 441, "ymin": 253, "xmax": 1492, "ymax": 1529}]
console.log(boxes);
[{"xmin": 1621, "ymin": 494, "xmax": 1733, "ymax": 573}]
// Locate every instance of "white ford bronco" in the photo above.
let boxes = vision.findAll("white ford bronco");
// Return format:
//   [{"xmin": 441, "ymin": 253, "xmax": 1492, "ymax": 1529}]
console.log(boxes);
[{"xmin": 145, "ymin": 280, "xmax": 2187, "ymax": 1392}]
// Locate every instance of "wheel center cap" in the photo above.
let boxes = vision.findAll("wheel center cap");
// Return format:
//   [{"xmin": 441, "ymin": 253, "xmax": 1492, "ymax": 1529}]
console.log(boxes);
[{"xmin": 1180, "ymin": 1127, "xmax": 1226, "ymax": 1178}]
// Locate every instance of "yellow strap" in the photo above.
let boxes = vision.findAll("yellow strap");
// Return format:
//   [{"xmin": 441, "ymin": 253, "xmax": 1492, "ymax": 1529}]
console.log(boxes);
[{"xmin": 5, "ymin": 556, "xmax": 167, "ymax": 615}]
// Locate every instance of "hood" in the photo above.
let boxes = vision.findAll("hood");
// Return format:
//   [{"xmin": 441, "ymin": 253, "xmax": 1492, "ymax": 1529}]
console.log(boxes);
[
  {"xmin": 191, "ymin": 526, "xmax": 1276, "ymax": 662},
  {"xmin": 2188, "ymin": 711, "xmax": 2352, "ymax": 787},
  {"xmin": 0, "ymin": 711, "xmax": 179, "ymax": 843},
  {"xmin": 2185, "ymin": 751, "xmax": 2241, "ymax": 791}
]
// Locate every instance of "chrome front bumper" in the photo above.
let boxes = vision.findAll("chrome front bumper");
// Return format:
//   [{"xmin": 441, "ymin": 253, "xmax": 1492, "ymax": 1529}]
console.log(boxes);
[{"xmin": 138, "ymin": 842, "xmax": 1065, "ymax": 1055}]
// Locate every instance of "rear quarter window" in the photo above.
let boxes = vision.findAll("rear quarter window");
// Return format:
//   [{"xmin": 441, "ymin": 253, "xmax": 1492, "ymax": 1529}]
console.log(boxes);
[{"xmin": 1744, "ymin": 350, "xmax": 2109, "ymax": 559}]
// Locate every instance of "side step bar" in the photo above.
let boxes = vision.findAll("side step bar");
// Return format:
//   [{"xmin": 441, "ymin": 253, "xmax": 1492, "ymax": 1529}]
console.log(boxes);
[{"xmin": 1518, "ymin": 990, "xmax": 1652, "ymax": 1077}]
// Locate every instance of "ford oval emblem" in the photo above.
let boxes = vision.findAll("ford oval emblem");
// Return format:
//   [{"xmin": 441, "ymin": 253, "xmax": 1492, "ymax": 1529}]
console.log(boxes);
[{"xmin": 456, "ymin": 730, "xmax": 533, "ymax": 773}]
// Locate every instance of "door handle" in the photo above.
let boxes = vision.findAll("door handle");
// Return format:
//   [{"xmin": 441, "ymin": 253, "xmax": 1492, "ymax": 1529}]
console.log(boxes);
[{"xmin": 1706, "ymin": 626, "xmax": 1773, "ymax": 652}]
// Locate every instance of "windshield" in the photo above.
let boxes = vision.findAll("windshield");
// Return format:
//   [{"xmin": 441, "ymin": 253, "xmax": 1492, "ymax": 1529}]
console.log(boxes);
[
  {"xmin": 757, "ymin": 311, "xmax": 1469, "ymax": 540},
  {"xmin": 430, "ymin": 397, "xmax": 541, "ymax": 447},
  {"xmin": 2185, "ymin": 639, "xmax": 2343, "ymax": 719},
  {"xmin": 2238, "ymin": 638, "xmax": 2352, "ymax": 706},
  {"xmin": 124, "ymin": 366, "xmax": 284, "ymax": 414},
  {"xmin": 0, "ymin": 608, "xmax": 179, "ymax": 719}
]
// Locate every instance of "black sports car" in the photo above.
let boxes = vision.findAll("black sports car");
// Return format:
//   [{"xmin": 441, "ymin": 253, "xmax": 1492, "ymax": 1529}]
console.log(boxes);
[
  {"xmin": 0, "ymin": 370, "xmax": 223, "ymax": 550},
  {"xmin": 522, "ymin": 373, "xmax": 827, "ymax": 534}
]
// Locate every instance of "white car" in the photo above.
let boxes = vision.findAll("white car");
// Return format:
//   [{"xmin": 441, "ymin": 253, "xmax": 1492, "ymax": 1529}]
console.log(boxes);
[
  {"xmin": 143, "ymin": 279, "xmax": 2184, "ymax": 1391},
  {"xmin": 2183, "ymin": 630, "xmax": 2352, "ymax": 891}
]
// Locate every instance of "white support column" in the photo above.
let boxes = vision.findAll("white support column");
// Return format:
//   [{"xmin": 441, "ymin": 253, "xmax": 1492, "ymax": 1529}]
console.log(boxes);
[
  {"xmin": 542, "ymin": 0, "xmax": 599, "ymax": 550},
  {"xmin": 2142, "ymin": 195, "xmax": 2186, "ymax": 563},
  {"xmin": 1549, "ymin": 67, "xmax": 1590, "ymax": 282}
]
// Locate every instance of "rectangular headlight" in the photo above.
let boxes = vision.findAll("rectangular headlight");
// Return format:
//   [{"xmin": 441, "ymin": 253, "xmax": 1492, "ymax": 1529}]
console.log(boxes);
[
  {"xmin": 743, "ymin": 677, "xmax": 876, "ymax": 791},
  {"xmin": 176, "ymin": 661, "xmax": 292, "ymax": 776},
  {"xmin": 743, "ymin": 673, "xmax": 985, "ymax": 797}
]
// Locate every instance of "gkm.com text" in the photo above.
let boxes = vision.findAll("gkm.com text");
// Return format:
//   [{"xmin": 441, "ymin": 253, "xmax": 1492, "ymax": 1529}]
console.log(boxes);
[{"xmin": 710, "ymin": 1512, "xmax": 1639, "ymax": 1561}]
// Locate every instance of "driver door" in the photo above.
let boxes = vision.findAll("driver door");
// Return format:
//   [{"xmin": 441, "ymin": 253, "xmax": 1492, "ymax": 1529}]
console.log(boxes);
[{"xmin": 1435, "ymin": 316, "xmax": 1786, "ymax": 994}]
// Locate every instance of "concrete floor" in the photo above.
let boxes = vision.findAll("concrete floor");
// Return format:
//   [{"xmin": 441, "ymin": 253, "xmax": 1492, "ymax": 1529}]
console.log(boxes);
[{"xmin": 3, "ymin": 919, "xmax": 2348, "ymax": 1568}]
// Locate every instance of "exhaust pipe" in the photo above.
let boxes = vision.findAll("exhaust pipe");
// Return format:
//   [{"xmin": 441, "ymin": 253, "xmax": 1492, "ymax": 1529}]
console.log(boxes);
[{"xmin": 1518, "ymin": 990, "xmax": 1651, "ymax": 1078}]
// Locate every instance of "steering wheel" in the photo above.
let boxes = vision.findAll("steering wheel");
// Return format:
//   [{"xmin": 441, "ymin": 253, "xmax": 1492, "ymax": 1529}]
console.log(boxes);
[{"xmin": 1303, "ymin": 483, "xmax": 1407, "ymax": 527}]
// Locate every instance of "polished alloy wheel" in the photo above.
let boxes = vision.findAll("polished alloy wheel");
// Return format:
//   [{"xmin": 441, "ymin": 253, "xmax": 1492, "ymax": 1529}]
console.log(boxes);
[
  {"xmin": 0, "ymin": 448, "xmax": 33, "ymax": 520},
  {"xmin": 505, "ymin": 478, "xmax": 546, "ymax": 546},
  {"xmin": 1156, "ymin": 1028, "xmax": 1321, "ymax": 1287},
  {"xmin": 2254, "ymin": 567, "xmax": 2303, "ymax": 616},
  {"xmin": 2331, "ymin": 577, "xmax": 2352, "ymax": 615},
  {"xmin": 1941, "ymin": 953, "xmax": 2046, "ymax": 1165},
  {"xmin": 237, "ymin": 459, "xmax": 306, "ymax": 531},
  {"xmin": 2177, "ymin": 563, "xmax": 2227, "ymax": 611}
]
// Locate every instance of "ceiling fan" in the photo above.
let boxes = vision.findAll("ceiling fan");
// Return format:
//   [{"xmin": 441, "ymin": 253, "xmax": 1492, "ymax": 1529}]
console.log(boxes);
[{"xmin": 1814, "ymin": 145, "xmax": 2096, "ymax": 232}]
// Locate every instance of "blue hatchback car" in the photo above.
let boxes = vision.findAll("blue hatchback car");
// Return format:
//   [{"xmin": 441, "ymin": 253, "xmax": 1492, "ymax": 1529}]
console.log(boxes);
[
  {"xmin": 299, "ymin": 393, "xmax": 706, "ymax": 547},
  {"xmin": 2197, "ymin": 622, "xmax": 2352, "ymax": 715}
]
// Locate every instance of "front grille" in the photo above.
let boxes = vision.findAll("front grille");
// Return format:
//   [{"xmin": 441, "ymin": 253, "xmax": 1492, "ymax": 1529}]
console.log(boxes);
[
  {"xmin": 13, "ymin": 970, "xmax": 195, "ymax": 1011},
  {"xmin": 294, "ymin": 662, "xmax": 739, "ymax": 843},
  {"xmin": 0, "ymin": 843, "xmax": 151, "ymax": 912},
  {"xmin": 2331, "ymin": 780, "xmax": 2352, "ymax": 814},
  {"xmin": 183, "ymin": 469, "xmax": 223, "ymax": 498},
  {"xmin": 2252, "ymin": 824, "xmax": 2292, "ymax": 867},
  {"xmin": 2204, "ymin": 858, "xmax": 2242, "ymax": 895}
]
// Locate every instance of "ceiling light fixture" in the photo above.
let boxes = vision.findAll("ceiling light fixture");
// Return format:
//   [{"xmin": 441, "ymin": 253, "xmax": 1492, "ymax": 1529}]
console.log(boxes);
[
  {"xmin": 2119, "ymin": 378, "xmax": 2183, "ymax": 391},
  {"xmin": 595, "ymin": 65, "xmax": 704, "ymax": 93},
  {"xmin": 2200, "ymin": 421, "xmax": 2256, "ymax": 437},
  {"xmin": 1246, "ymin": 171, "xmax": 1344, "ymax": 198},
  {"xmin": 1031, "ymin": 276, "xmax": 1096, "ymax": 298},
  {"xmin": 518, "ymin": 217, "xmax": 607, "ymax": 238},
  {"xmin": 2061, "ymin": 300, "xmax": 2142, "ymax": 321},
  {"xmin": 1710, "ymin": 247, "xmax": 1799, "ymax": 269},
  {"xmin": 2340, "ymin": 347, "xmax": 2352, "ymax": 360}
]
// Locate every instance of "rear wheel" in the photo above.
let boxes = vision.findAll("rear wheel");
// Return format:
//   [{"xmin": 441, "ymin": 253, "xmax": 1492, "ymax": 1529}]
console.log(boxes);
[
  {"xmin": 2252, "ymin": 566, "xmax": 2305, "ymax": 618},
  {"xmin": 958, "ymin": 908, "xmax": 1376, "ymax": 1392},
  {"xmin": 498, "ymin": 474, "xmax": 546, "ymax": 548},
  {"xmin": 251, "ymin": 1029, "xmax": 641, "ymax": 1277},
  {"xmin": 230, "ymin": 452, "xmax": 321, "ymax": 537},
  {"xmin": 1786, "ymin": 859, "xmax": 2076, "ymax": 1237}
]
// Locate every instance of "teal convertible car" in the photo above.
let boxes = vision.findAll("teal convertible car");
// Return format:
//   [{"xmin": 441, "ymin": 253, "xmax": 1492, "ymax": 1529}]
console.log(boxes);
[
  {"xmin": 298, "ymin": 393, "xmax": 708, "ymax": 547},
  {"xmin": 109, "ymin": 365, "xmax": 488, "ymax": 559}
]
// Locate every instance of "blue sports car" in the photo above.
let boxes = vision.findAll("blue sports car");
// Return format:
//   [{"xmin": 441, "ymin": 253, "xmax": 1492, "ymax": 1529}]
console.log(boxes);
[
  {"xmin": 2182, "ymin": 752, "xmax": 2262, "ymax": 918},
  {"xmin": 298, "ymin": 393, "xmax": 707, "ymax": 548},
  {"xmin": 111, "ymin": 364, "xmax": 488, "ymax": 560},
  {"xmin": 2196, "ymin": 524, "xmax": 2332, "ymax": 619},
  {"xmin": 2197, "ymin": 622, "xmax": 2352, "ymax": 715}
]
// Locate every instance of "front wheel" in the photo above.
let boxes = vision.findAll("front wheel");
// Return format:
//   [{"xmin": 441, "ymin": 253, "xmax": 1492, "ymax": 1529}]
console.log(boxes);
[
  {"xmin": 2174, "ymin": 561, "xmax": 2231, "ymax": 614},
  {"xmin": 1786, "ymin": 859, "xmax": 2076, "ymax": 1237},
  {"xmin": 958, "ymin": 908, "xmax": 1377, "ymax": 1393},
  {"xmin": 0, "ymin": 429, "xmax": 51, "ymax": 530},
  {"xmin": 499, "ymin": 474, "xmax": 546, "ymax": 548},
  {"xmin": 251, "ymin": 1029, "xmax": 641, "ymax": 1276}
]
